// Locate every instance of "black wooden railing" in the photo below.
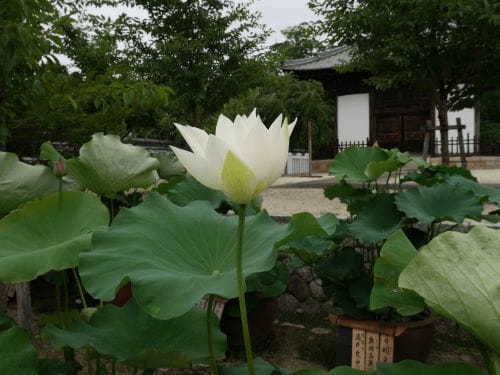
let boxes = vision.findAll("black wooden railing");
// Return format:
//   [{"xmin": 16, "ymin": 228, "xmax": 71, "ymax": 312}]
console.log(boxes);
[{"xmin": 333, "ymin": 135, "xmax": 500, "ymax": 157}]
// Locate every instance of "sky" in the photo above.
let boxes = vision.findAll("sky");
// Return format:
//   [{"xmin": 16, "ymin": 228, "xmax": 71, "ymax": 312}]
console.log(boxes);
[
  {"xmin": 251, "ymin": 0, "xmax": 319, "ymax": 43},
  {"xmin": 90, "ymin": 0, "xmax": 318, "ymax": 44}
]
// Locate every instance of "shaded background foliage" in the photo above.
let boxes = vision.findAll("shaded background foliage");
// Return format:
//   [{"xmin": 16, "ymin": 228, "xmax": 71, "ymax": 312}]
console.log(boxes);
[{"xmin": 1, "ymin": 0, "xmax": 499, "ymax": 158}]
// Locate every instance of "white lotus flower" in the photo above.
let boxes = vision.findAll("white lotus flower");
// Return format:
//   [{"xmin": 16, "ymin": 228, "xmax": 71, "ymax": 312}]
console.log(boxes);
[{"xmin": 171, "ymin": 110, "xmax": 296, "ymax": 204}]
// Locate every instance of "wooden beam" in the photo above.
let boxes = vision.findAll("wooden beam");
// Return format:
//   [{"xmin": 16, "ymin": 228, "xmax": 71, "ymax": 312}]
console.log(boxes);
[{"xmin": 426, "ymin": 125, "xmax": 466, "ymax": 131}]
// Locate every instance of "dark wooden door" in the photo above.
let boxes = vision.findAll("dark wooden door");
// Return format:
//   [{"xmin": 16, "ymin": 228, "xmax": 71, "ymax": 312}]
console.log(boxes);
[{"xmin": 373, "ymin": 90, "xmax": 432, "ymax": 152}]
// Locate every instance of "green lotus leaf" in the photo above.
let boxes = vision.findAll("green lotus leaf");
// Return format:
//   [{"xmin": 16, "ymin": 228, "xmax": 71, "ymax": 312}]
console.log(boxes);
[
  {"xmin": 0, "ymin": 191, "xmax": 109, "ymax": 282},
  {"xmin": 293, "ymin": 370, "xmax": 330, "ymax": 375},
  {"xmin": 370, "ymin": 231, "xmax": 425, "ymax": 315},
  {"xmin": 285, "ymin": 236, "xmax": 336, "ymax": 265},
  {"xmin": 324, "ymin": 181, "xmax": 374, "ymax": 215},
  {"xmin": 220, "ymin": 358, "xmax": 286, "ymax": 375},
  {"xmin": 395, "ymin": 184, "xmax": 483, "ymax": 225},
  {"xmin": 66, "ymin": 133, "xmax": 160, "ymax": 198},
  {"xmin": 330, "ymin": 367, "xmax": 370, "ymax": 374},
  {"xmin": 154, "ymin": 151, "xmax": 186, "ymax": 179},
  {"xmin": 390, "ymin": 149, "xmax": 427, "ymax": 168},
  {"xmin": 37, "ymin": 359, "xmax": 75, "ymax": 375},
  {"xmin": 0, "ymin": 325, "xmax": 38, "ymax": 375},
  {"xmin": 278, "ymin": 212, "xmax": 337, "ymax": 247},
  {"xmin": 365, "ymin": 156, "xmax": 401, "ymax": 181},
  {"xmin": 44, "ymin": 300, "xmax": 225, "ymax": 368},
  {"xmin": 80, "ymin": 193, "xmax": 288, "ymax": 319},
  {"xmin": 246, "ymin": 263, "xmax": 289, "ymax": 297},
  {"xmin": 349, "ymin": 194, "xmax": 402, "ymax": 244},
  {"xmin": 220, "ymin": 359, "xmax": 329, "ymax": 375},
  {"xmin": 399, "ymin": 226, "xmax": 500, "ymax": 354},
  {"xmin": 446, "ymin": 175, "xmax": 500, "ymax": 206},
  {"xmin": 162, "ymin": 175, "xmax": 226, "ymax": 208},
  {"xmin": 330, "ymin": 360, "xmax": 485, "ymax": 374},
  {"xmin": 0, "ymin": 151, "xmax": 62, "ymax": 216},
  {"xmin": 277, "ymin": 212, "xmax": 337, "ymax": 263},
  {"xmin": 330, "ymin": 147, "xmax": 389, "ymax": 182}
]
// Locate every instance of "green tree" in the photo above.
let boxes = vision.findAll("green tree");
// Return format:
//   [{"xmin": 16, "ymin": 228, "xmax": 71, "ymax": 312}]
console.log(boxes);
[
  {"xmin": 310, "ymin": 0, "xmax": 500, "ymax": 163},
  {"xmin": 3, "ymin": 4, "xmax": 175, "ymax": 156},
  {"xmin": 124, "ymin": 0, "xmax": 270, "ymax": 128},
  {"xmin": 0, "ymin": 0, "xmax": 67, "ymax": 147},
  {"xmin": 215, "ymin": 74, "xmax": 336, "ymax": 156},
  {"xmin": 267, "ymin": 22, "xmax": 330, "ymax": 67}
]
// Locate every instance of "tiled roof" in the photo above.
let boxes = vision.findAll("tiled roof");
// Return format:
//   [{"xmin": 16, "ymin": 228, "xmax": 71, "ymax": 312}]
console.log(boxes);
[{"xmin": 282, "ymin": 46, "xmax": 353, "ymax": 71}]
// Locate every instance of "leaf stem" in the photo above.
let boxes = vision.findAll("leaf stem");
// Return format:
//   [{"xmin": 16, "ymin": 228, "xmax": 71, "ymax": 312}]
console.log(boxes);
[
  {"xmin": 206, "ymin": 294, "xmax": 220, "ymax": 375},
  {"xmin": 236, "ymin": 204, "xmax": 255, "ymax": 375},
  {"xmin": 72, "ymin": 268, "xmax": 88, "ymax": 309}
]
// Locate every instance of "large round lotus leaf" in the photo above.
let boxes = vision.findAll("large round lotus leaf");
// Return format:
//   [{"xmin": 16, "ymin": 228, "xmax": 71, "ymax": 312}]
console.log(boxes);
[
  {"xmin": 0, "ymin": 151, "xmax": 61, "ymax": 216},
  {"xmin": 330, "ymin": 360, "xmax": 485, "ymax": 374},
  {"xmin": 330, "ymin": 147, "xmax": 389, "ymax": 182},
  {"xmin": 44, "ymin": 300, "xmax": 225, "ymax": 368},
  {"xmin": 0, "ymin": 325, "xmax": 38, "ymax": 375},
  {"xmin": 0, "ymin": 191, "xmax": 109, "ymax": 282},
  {"xmin": 348, "ymin": 194, "xmax": 401, "ymax": 244},
  {"xmin": 66, "ymin": 133, "xmax": 160, "ymax": 198},
  {"xmin": 399, "ymin": 226, "xmax": 500, "ymax": 354},
  {"xmin": 395, "ymin": 184, "xmax": 483, "ymax": 225},
  {"xmin": 370, "ymin": 230, "xmax": 425, "ymax": 316},
  {"xmin": 80, "ymin": 193, "xmax": 288, "ymax": 319},
  {"xmin": 446, "ymin": 175, "xmax": 500, "ymax": 206}
]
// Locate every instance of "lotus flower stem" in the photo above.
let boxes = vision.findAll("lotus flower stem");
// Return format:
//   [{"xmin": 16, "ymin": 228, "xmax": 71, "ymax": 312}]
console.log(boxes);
[
  {"xmin": 206, "ymin": 294, "xmax": 219, "ymax": 375},
  {"xmin": 72, "ymin": 268, "xmax": 88, "ymax": 309},
  {"xmin": 236, "ymin": 204, "xmax": 255, "ymax": 375}
]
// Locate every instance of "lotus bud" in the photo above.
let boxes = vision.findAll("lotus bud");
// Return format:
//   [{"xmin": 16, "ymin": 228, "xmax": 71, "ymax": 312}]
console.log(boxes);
[{"xmin": 53, "ymin": 158, "xmax": 66, "ymax": 177}]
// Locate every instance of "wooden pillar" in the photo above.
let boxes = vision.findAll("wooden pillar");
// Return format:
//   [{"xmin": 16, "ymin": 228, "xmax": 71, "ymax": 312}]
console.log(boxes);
[
  {"xmin": 456, "ymin": 118, "xmax": 467, "ymax": 168},
  {"xmin": 422, "ymin": 120, "xmax": 432, "ymax": 160}
]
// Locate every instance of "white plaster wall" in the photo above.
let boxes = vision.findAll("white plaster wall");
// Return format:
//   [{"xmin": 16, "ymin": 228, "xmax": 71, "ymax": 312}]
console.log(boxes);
[
  {"xmin": 337, "ymin": 93, "xmax": 370, "ymax": 143},
  {"xmin": 434, "ymin": 107, "xmax": 476, "ymax": 138}
]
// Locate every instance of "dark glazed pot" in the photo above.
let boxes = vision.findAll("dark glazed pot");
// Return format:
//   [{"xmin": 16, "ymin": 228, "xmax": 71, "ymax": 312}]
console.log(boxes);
[{"xmin": 220, "ymin": 295, "xmax": 278, "ymax": 353}]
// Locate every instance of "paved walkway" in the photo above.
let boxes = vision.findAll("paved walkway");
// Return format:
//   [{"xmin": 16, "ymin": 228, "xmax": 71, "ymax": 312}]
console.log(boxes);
[{"xmin": 262, "ymin": 170, "xmax": 500, "ymax": 218}]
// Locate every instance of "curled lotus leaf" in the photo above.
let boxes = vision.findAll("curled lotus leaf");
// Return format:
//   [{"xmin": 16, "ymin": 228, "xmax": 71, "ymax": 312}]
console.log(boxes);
[
  {"xmin": 66, "ymin": 133, "xmax": 160, "ymax": 198},
  {"xmin": 0, "ymin": 151, "xmax": 62, "ymax": 216}
]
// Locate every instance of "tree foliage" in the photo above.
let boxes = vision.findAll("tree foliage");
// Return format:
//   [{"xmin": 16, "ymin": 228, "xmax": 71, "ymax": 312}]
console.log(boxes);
[
  {"xmin": 310, "ymin": 0, "xmax": 500, "ymax": 162},
  {"xmin": 215, "ymin": 74, "xmax": 335, "ymax": 154},
  {"xmin": 266, "ymin": 22, "xmax": 330, "ymax": 68},
  {"xmin": 125, "ymin": 0, "xmax": 271, "ymax": 127}
]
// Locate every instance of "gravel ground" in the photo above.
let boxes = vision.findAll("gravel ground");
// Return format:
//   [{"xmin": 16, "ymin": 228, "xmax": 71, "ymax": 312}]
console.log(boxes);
[{"xmin": 262, "ymin": 170, "xmax": 500, "ymax": 218}]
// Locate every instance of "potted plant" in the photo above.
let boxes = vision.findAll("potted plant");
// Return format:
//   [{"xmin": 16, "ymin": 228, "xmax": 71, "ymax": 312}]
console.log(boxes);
[{"xmin": 310, "ymin": 146, "xmax": 498, "ymax": 370}]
